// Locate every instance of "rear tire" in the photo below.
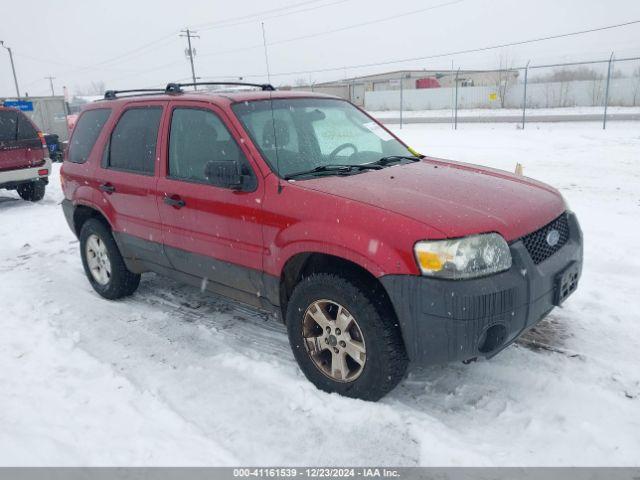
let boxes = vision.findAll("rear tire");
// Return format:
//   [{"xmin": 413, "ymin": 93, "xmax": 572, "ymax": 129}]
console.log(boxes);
[
  {"xmin": 286, "ymin": 273, "xmax": 408, "ymax": 401},
  {"xmin": 79, "ymin": 218, "xmax": 141, "ymax": 299},
  {"xmin": 17, "ymin": 180, "xmax": 46, "ymax": 202}
]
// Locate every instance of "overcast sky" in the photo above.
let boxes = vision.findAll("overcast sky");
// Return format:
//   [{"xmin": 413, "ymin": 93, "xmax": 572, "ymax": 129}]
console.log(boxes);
[{"xmin": 1, "ymin": 0, "xmax": 639, "ymax": 97}]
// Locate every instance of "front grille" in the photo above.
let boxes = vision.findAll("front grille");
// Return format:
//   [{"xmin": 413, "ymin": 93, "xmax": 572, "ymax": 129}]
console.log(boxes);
[{"xmin": 521, "ymin": 213, "xmax": 570, "ymax": 264}]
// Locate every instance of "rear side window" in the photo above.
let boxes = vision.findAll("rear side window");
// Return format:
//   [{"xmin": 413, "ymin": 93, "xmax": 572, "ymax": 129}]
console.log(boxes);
[
  {"xmin": 0, "ymin": 110, "xmax": 18, "ymax": 142},
  {"xmin": 17, "ymin": 113, "xmax": 38, "ymax": 140},
  {"xmin": 107, "ymin": 107, "xmax": 162, "ymax": 174},
  {"xmin": 69, "ymin": 109, "xmax": 111, "ymax": 164}
]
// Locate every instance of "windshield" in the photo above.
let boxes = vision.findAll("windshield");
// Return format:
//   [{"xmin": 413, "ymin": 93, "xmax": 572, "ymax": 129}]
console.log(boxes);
[{"xmin": 232, "ymin": 98, "xmax": 415, "ymax": 178}]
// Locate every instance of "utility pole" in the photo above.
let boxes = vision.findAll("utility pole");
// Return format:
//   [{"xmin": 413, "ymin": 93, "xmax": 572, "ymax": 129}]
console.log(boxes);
[
  {"xmin": 180, "ymin": 28, "xmax": 199, "ymax": 89},
  {"xmin": 45, "ymin": 76, "xmax": 56, "ymax": 96},
  {"xmin": 0, "ymin": 40, "xmax": 21, "ymax": 98}
]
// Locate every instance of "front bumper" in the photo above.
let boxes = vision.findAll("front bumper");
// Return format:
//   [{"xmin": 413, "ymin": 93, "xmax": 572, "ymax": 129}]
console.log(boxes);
[
  {"xmin": 0, "ymin": 158, "xmax": 51, "ymax": 189},
  {"xmin": 380, "ymin": 212, "xmax": 583, "ymax": 366}
]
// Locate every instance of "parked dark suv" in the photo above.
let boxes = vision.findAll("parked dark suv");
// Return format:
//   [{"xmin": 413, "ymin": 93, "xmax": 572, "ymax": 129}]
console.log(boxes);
[
  {"xmin": 61, "ymin": 83, "xmax": 583, "ymax": 400},
  {"xmin": 0, "ymin": 106, "xmax": 50, "ymax": 201}
]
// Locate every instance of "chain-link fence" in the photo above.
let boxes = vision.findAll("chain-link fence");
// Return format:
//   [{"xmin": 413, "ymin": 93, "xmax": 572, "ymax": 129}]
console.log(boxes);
[{"xmin": 294, "ymin": 55, "xmax": 640, "ymax": 129}]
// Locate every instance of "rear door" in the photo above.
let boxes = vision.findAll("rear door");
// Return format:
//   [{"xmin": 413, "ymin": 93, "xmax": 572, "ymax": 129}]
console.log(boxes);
[
  {"xmin": 156, "ymin": 102, "xmax": 266, "ymax": 301},
  {"xmin": 96, "ymin": 101, "xmax": 169, "ymax": 268}
]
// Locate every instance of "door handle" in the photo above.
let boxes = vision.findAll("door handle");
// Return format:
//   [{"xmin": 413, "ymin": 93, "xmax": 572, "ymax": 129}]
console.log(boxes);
[
  {"xmin": 99, "ymin": 183, "xmax": 115, "ymax": 194},
  {"xmin": 164, "ymin": 195, "xmax": 186, "ymax": 208}
]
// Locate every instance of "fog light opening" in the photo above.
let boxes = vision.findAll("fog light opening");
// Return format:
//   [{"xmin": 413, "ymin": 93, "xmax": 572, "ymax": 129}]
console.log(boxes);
[{"xmin": 478, "ymin": 324, "xmax": 507, "ymax": 354}]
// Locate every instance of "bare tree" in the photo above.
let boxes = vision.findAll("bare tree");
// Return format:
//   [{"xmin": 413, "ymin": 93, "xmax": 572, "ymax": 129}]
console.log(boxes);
[
  {"xmin": 531, "ymin": 66, "xmax": 619, "ymax": 83},
  {"xmin": 74, "ymin": 81, "xmax": 106, "ymax": 96},
  {"xmin": 492, "ymin": 52, "xmax": 519, "ymax": 108},
  {"xmin": 632, "ymin": 66, "xmax": 640, "ymax": 106},
  {"xmin": 590, "ymin": 74, "xmax": 605, "ymax": 106}
]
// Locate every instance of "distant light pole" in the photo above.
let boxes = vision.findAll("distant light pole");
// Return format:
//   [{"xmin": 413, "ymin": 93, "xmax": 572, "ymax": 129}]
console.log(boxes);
[
  {"xmin": 45, "ymin": 76, "xmax": 56, "ymax": 96},
  {"xmin": 0, "ymin": 40, "xmax": 21, "ymax": 98}
]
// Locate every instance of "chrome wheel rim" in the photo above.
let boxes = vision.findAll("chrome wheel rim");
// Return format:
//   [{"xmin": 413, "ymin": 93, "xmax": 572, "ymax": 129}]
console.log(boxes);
[
  {"xmin": 85, "ymin": 234, "xmax": 111, "ymax": 286},
  {"xmin": 302, "ymin": 299, "xmax": 366, "ymax": 383}
]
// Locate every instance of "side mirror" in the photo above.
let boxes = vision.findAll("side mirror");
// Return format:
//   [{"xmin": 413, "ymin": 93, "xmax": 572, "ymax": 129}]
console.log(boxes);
[{"xmin": 205, "ymin": 161, "xmax": 243, "ymax": 190}]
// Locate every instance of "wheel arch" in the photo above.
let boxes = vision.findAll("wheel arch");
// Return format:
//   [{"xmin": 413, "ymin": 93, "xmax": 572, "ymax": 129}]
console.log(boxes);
[
  {"xmin": 279, "ymin": 252, "xmax": 398, "ymax": 329},
  {"xmin": 72, "ymin": 203, "xmax": 113, "ymax": 237}
]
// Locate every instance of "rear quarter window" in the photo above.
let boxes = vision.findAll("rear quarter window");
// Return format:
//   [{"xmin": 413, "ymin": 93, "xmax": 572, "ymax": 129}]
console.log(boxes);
[
  {"xmin": 0, "ymin": 110, "xmax": 18, "ymax": 143},
  {"xmin": 68, "ymin": 109, "xmax": 112, "ymax": 164},
  {"xmin": 17, "ymin": 112, "xmax": 38, "ymax": 140}
]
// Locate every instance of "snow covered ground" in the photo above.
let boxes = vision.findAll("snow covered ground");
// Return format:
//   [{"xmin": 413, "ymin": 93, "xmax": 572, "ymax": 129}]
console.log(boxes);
[
  {"xmin": 1, "ymin": 122, "xmax": 639, "ymax": 466},
  {"xmin": 371, "ymin": 106, "xmax": 640, "ymax": 119}
]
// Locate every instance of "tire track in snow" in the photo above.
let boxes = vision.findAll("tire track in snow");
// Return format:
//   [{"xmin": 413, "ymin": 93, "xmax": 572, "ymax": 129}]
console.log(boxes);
[{"xmin": 17, "ymin": 247, "xmax": 422, "ymax": 465}]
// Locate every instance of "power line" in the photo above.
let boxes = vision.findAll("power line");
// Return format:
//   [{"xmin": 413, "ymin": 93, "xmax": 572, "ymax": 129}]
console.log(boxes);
[
  {"xmin": 197, "ymin": 0, "xmax": 465, "ymax": 59},
  {"xmin": 193, "ymin": 0, "xmax": 343, "ymax": 30},
  {"xmin": 254, "ymin": 18, "xmax": 640, "ymax": 78},
  {"xmin": 17, "ymin": 1, "xmax": 343, "ymax": 86},
  {"xmin": 10, "ymin": 2, "xmax": 332, "ymax": 81},
  {"xmin": 265, "ymin": 0, "xmax": 465, "ymax": 48},
  {"xmin": 56, "ymin": 2, "xmax": 354, "ymax": 87},
  {"xmin": 103, "ymin": 1, "xmax": 349, "ymax": 69},
  {"xmin": 197, "ymin": 0, "xmax": 350, "ymax": 31},
  {"xmin": 88, "ymin": 32, "xmax": 179, "ymax": 68},
  {"xmin": 64, "ymin": 16, "xmax": 640, "ymax": 91}
]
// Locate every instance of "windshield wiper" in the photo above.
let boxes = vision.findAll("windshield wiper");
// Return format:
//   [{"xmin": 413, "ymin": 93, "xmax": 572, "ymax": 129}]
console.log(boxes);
[
  {"xmin": 365, "ymin": 155, "xmax": 422, "ymax": 167},
  {"xmin": 284, "ymin": 164, "xmax": 381, "ymax": 180}
]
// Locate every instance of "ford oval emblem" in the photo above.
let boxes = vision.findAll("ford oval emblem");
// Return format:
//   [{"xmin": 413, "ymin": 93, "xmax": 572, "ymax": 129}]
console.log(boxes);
[{"xmin": 546, "ymin": 229, "xmax": 560, "ymax": 247}]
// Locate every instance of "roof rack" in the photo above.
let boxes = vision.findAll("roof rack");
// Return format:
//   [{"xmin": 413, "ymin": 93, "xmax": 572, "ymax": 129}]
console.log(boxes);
[
  {"xmin": 103, "ymin": 88, "xmax": 166, "ymax": 100},
  {"xmin": 165, "ymin": 82, "xmax": 275, "ymax": 93},
  {"xmin": 102, "ymin": 81, "xmax": 276, "ymax": 100}
]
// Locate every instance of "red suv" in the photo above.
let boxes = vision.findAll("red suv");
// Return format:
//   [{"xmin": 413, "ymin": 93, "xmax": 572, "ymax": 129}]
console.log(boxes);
[
  {"xmin": 0, "ymin": 106, "xmax": 50, "ymax": 201},
  {"xmin": 61, "ymin": 83, "xmax": 583, "ymax": 400}
]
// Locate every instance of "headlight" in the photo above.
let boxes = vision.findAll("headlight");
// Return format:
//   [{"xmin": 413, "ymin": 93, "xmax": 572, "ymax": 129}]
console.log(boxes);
[{"xmin": 414, "ymin": 233, "xmax": 512, "ymax": 279}]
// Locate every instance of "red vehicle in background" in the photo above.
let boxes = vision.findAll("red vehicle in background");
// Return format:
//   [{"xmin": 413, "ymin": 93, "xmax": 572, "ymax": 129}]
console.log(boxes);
[
  {"xmin": 416, "ymin": 77, "xmax": 441, "ymax": 88},
  {"xmin": 0, "ymin": 106, "xmax": 51, "ymax": 201},
  {"xmin": 66, "ymin": 113, "xmax": 79, "ymax": 133},
  {"xmin": 60, "ymin": 82, "xmax": 582, "ymax": 400}
]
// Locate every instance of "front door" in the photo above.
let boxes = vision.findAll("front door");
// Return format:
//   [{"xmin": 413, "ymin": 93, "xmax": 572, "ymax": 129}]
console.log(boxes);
[
  {"xmin": 95, "ymin": 101, "xmax": 169, "ymax": 268},
  {"xmin": 156, "ymin": 102, "xmax": 266, "ymax": 305}
]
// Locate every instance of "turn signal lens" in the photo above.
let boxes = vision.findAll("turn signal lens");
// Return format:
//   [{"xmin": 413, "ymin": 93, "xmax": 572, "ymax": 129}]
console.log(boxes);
[{"xmin": 416, "ymin": 250, "xmax": 445, "ymax": 272}]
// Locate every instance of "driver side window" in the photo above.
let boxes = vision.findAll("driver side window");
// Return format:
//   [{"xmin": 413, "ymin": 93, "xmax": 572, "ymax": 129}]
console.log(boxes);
[
  {"xmin": 311, "ymin": 107, "xmax": 381, "ymax": 158},
  {"xmin": 168, "ymin": 108, "xmax": 254, "ymax": 188},
  {"xmin": 237, "ymin": 108, "xmax": 301, "ymax": 168}
]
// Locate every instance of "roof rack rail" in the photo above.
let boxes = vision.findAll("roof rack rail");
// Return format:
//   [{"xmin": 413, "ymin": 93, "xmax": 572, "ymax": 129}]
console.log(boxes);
[
  {"xmin": 165, "ymin": 82, "xmax": 275, "ymax": 93},
  {"xmin": 103, "ymin": 88, "xmax": 166, "ymax": 100}
]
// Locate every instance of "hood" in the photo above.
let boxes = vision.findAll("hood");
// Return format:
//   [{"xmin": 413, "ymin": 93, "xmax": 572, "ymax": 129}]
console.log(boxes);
[{"xmin": 294, "ymin": 158, "xmax": 565, "ymax": 241}]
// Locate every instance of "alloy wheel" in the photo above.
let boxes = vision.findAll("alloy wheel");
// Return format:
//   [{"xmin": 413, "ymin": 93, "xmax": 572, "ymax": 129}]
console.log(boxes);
[
  {"xmin": 85, "ymin": 234, "xmax": 112, "ymax": 286},
  {"xmin": 301, "ymin": 299, "xmax": 367, "ymax": 382}
]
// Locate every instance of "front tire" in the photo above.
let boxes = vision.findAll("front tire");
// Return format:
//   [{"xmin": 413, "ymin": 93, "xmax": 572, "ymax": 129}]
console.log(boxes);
[
  {"xmin": 79, "ymin": 218, "xmax": 141, "ymax": 299},
  {"xmin": 286, "ymin": 273, "xmax": 408, "ymax": 401},
  {"xmin": 17, "ymin": 180, "xmax": 46, "ymax": 202}
]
